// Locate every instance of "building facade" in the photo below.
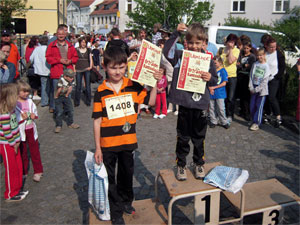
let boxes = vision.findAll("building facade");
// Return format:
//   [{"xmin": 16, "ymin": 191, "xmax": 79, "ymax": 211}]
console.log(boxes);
[
  {"xmin": 19, "ymin": 0, "xmax": 67, "ymax": 35},
  {"xmin": 207, "ymin": 0, "xmax": 299, "ymax": 26},
  {"xmin": 67, "ymin": 0, "xmax": 94, "ymax": 34},
  {"xmin": 90, "ymin": 0, "xmax": 118, "ymax": 34}
]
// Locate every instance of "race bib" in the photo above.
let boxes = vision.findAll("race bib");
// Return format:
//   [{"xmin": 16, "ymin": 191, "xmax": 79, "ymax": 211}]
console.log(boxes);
[
  {"xmin": 105, "ymin": 94, "xmax": 135, "ymax": 120},
  {"xmin": 10, "ymin": 113, "xmax": 18, "ymax": 130}
]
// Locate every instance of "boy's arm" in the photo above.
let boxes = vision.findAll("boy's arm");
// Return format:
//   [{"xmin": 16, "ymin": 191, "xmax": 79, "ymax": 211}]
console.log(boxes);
[
  {"xmin": 65, "ymin": 86, "xmax": 72, "ymax": 97},
  {"xmin": 210, "ymin": 81, "xmax": 227, "ymax": 90},
  {"xmin": 163, "ymin": 23, "xmax": 186, "ymax": 67},
  {"xmin": 55, "ymin": 87, "xmax": 62, "ymax": 99},
  {"xmin": 93, "ymin": 117, "xmax": 102, "ymax": 164}
]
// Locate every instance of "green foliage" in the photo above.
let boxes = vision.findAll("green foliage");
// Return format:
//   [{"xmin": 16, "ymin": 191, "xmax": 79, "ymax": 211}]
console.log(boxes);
[
  {"xmin": 224, "ymin": 16, "xmax": 271, "ymax": 30},
  {"xmin": 280, "ymin": 64, "xmax": 299, "ymax": 116},
  {"xmin": 0, "ymin": 0, "xmax": 32, "ymax": 30},
  {"xmin": 127, "ymin": 0, "xmax": 214, "ymax": 34},
  {"xmin": 271, "ymin": 6, "xmax": 300, "ymax": 54}
]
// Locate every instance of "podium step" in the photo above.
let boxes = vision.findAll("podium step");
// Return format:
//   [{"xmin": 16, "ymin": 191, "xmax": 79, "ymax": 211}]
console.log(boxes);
[
  {"xmin": 89, "ymin": 198, "xmax": 167, "ymax": 225},
  {"xmin": 223, "ymin": 178, "xmax": 300, "ymax": 215},
  {"xmin": 159, "ymin": 162, "xmax": 222, "ymax": 197}
]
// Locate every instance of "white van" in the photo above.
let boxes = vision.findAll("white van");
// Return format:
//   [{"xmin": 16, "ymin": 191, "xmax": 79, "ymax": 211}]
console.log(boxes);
[{"xmin": 206, "ymin": 25, "xmax": 299, "ymax": 66}]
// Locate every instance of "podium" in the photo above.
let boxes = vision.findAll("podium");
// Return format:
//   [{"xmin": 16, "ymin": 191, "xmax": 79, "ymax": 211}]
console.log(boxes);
[{"xmin": 89, "ymin": 161, "xmax": 299, "ymax": 224}]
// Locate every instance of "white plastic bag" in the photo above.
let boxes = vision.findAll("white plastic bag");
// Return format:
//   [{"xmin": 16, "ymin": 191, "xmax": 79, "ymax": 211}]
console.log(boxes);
[
  {"xmin": 203, "ymin": 166, "xmax": 249, "ymax": 194},
  {"xmin": 85, "ymin": 151, "xmax": 110, "ymax": 220}
]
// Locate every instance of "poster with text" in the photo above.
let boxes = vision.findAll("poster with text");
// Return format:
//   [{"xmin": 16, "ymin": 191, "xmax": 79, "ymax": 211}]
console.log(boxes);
[
  {"xmin": 176, "ymin": 50, "xmax": 211, "ymax": 94},
  {"xmin": 131, "ymin": 40, "xmax": 162, "ymax": 87}
]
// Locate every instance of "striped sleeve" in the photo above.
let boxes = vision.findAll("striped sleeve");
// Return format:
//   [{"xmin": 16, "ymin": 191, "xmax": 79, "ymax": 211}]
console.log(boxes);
[{"xmin": 92, "ymin": 89, "xmax": 103, "ymax": 119}]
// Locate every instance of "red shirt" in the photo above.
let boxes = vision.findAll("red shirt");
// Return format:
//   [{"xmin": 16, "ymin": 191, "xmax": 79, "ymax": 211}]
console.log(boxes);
[
  {"xmin": 46, "ymin": 40, "xmax": 78, "ymax": 79},
  {"xmin": 7, "ymin": 43, "xmax": 20, "ymax": 78}
]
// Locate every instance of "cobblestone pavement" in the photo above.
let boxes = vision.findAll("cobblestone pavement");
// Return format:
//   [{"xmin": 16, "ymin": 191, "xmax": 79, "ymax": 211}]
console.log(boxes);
[{"xmin": 1, "ymin": 83, "xmax": 299, "ymax": 225}]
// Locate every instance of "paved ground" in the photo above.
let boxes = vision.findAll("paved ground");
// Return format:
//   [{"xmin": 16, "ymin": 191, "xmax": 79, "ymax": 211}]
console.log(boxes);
[{"xmin": 1, "ymin": 82, "xmax": 299, "ymax": 225}]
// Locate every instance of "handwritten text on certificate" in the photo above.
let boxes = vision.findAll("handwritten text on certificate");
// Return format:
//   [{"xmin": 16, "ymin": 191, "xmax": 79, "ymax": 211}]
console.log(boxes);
[
  {"xmin": 176, "ymin": 50, "xmax": 211, "ymax": 94},
  {"xmin": 131, "ymin": 40, "xmax": 161, "ymax": 87}
]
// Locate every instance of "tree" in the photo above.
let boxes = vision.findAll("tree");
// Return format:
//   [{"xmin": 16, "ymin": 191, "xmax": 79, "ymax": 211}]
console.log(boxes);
[
  {"xmin": 271, "ymin": 6, "xmax": 300, "ymax": 53},
  {"xmin": 0, "ymin": 0, "xmax": 32, "ymax": 30},
  {"xmin": 127, "ymin": 0, "xmax": 214, "ymax": 34}
]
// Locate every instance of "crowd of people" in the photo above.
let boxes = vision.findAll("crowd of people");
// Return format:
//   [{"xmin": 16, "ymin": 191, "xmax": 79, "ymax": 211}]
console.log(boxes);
[{"xmin": 0, "ymin": 20, "xmax": 295, "ymax": 224}]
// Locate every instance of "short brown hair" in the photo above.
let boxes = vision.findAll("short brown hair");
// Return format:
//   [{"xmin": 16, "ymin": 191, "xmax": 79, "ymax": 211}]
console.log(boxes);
[
  {"xmin": 103, "ymin": 46, "xmax": 127, "ymax": 67},
  {"xmin": 185, "ymin": 23, "xmax": 207, "ymax": 42}
]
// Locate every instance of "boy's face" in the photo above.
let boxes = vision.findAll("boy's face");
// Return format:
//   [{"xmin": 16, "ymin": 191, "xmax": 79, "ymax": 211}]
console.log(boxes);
[
  {"xmin": 64, "ymin": 75, "xmax": 74, "ymax": 83},
  {"xmin": 104, "ymin": 62, "xmax": 127, "ymax": 83},
  {"xmin": 187, "ymin": 37, "xmax": 203, "ymax": 52}
]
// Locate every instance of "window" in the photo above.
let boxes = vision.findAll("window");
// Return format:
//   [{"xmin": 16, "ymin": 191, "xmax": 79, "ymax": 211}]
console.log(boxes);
[
  {"xmin": 231, "ymin": 0, "xmax": 245, "ymax": 13},
  {"xmin": 127, "ymin": 0, "xmax": 132, "ymax": 12},
  {"xmin": 274, "ymin": 0, "xmax": 289, "ymax": 13}
]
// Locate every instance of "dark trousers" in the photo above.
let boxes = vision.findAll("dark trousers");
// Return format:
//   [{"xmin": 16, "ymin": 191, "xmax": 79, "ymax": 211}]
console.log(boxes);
[
  {"xmin": 176, "ymin": 106, "xmax": 207, "ymax": 167},
  {"xmin": 239, "ymin": 74, "xmax": 250, "ymax": 118},
  {"xmin": 103, "ymin": 150, "xmax": 134, "ymax": 220},
  {"xmin": 74, "ymin": 71, "xmax": 91, "ymax": 106},
  {"xmin": 54, "ymin": 96, "xmax": 74, "ymax": 127},
  {"xmin": 225, "ymin": 77, "xmax": 237, "ymax": 118},
  {"xmin": 265, "ymin": 78, "xmax": 281, "ymax": 116}
]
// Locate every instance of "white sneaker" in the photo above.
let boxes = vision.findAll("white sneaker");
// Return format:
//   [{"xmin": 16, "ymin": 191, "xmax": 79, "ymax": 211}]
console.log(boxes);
[
  {"xmin": 167, "ymin": 109, "xmax": 172, "ymax": 114},
  {"xmin": 249, "ymin": 123, "xmax": 259, "ymax": 131},
  {"xmin": 174, "ymin": 111, "xmax": 178, "ymax": 116},
  {"xmin": 153, "ymin": 114, "xmax": 159, "ymax": 119},
  {"xmin": 159, "ymin": 114, "xmax": 166, "ymax": 119},
  {"xmin": 227, "ymin": 116, "xmax": 232, "ymax": 123},
  {"xmin": 32, "ymin": 95, "xmax": 41, "ymax": 100}
]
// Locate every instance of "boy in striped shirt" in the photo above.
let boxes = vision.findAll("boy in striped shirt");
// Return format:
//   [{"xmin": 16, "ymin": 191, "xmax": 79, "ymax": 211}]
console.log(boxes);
[{"xmin": 92, "ymin": 47, "xmax": 161, "ymax": 225}]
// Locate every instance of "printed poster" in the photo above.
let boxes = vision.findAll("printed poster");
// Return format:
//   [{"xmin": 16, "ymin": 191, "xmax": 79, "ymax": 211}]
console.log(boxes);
[
  {"xmin": 176, "ymin": 50, "xmax": 211, "ymax": 94},
  {"xmin": 131, "ymin": 40, "xmax": 162, "ymax": 87}
]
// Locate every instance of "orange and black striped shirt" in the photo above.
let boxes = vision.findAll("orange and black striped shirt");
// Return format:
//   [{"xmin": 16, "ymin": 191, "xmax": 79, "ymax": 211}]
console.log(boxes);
[{"xmin": 92, "ymin": 77, "xmax": 149, "ymax": 152}]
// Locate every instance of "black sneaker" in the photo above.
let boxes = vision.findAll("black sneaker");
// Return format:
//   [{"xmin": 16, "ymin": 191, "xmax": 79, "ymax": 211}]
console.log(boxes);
[
  {"xmin": 222, "ymin": 124, "xmax": 230, "ymax": 129},
  {"xmin": 124, "ymin": 204, "xmax": 136, "ymax": 215},
  {"xmin": 209, "ymin": 123, "xmax": 216, "ymax": 128},
  {"xmin": 111, "ymin": 217, "xmax": 125, "ymax": 225},
  {"xmin": 274, "ymin": 119, "xmax": 282, "ymax": 128}
]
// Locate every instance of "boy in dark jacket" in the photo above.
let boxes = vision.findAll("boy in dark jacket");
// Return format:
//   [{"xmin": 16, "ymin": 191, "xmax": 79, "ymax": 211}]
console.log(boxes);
[{"xmin": 163, "ymin": 23, "xmax": 217, "ymax": 181}]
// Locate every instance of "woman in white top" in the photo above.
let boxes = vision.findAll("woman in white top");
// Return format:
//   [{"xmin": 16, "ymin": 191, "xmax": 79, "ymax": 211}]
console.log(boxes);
[{"xmin": 265, "ymin": 36, "xmax": 286, "ymax": 127}]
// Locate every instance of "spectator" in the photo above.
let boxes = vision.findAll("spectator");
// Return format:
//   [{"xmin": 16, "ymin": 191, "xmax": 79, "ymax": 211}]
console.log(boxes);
[
  {"xmin": 30, "ymin": 36, "xmax": 50, "ymax": 107},
  {"xmin": 46, "ymin": 26, "xmax": 78, "ymax": 113},
  {"xmin": 74, "ymin": 37, "xmax": 93, "ymax": 107},
  {"xmin": 1, "ymin": 29, "xmax": 20, "ymax": 80},
  {"xmin": 220, "ymin": 34, "xmax": 240, "ymax": 123},
  {"xmin": 0, "ymin": 42, "xmax": 16, "ymax": 83},
  {"xmin": 152, "ymin": 23, "xmax": 162, "ymax": 45}
]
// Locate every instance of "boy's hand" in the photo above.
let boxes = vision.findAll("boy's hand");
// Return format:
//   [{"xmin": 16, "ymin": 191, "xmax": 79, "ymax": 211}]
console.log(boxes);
[
  {"xmin": 94, "ymin": 149, "xmax": 103, "ymax": 165},
  {"xmin": 177, "ymin": 23, "xmax": 187, "ymax": 33},
  {"xmin": 21, "ymin": 112, "xmax": 28, "ymax": 120},
  {"xmin": 153, "ymin": 70, "xmax": 162, "ymax": 81},
  {"xmin": 201, "ymin": 71, "xmax": 211, "ymax": 81},
  {"xmin": 209, "ymin": 87, "xmax": 214, "ymax": 95},
  {"xmin": 30, "ymin": 113, "xmax": 36, "ymax": 120}
]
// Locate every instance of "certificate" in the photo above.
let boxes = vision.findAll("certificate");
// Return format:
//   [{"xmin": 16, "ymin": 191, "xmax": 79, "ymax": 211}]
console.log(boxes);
[
  {"xmin": 176, "ymin": 50, "xmax": 211, "ymax": 94},
  {"xmin": 131, "ymin": 40, "xmax": 161, "ymax": 87}
]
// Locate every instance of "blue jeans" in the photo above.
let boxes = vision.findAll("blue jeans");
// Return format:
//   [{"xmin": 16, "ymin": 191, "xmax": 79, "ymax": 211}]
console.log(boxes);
[
  {"xmin": 40, "ymin": 76, "xmax": 50, "ymax": 107},
  {"xmin": 75, "ymin": 70, "xmax": 91, "ymax": 106},
  {"xmin": 54, "ymin": 96, "xmax": 74, "ymax": 127},
  {"xmin": 49, "ymin": 78, "xmax": 59, "ymax": 110}
]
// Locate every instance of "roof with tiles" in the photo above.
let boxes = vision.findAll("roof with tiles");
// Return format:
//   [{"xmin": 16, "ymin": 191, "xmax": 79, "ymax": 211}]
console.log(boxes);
[
  {"xmin": 71, "ymin": 0, "xmax": 94, "ymax": 8},
  {"xmin": 90, "ymin": 0, "xmax": 118, "ymax": 15}
]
